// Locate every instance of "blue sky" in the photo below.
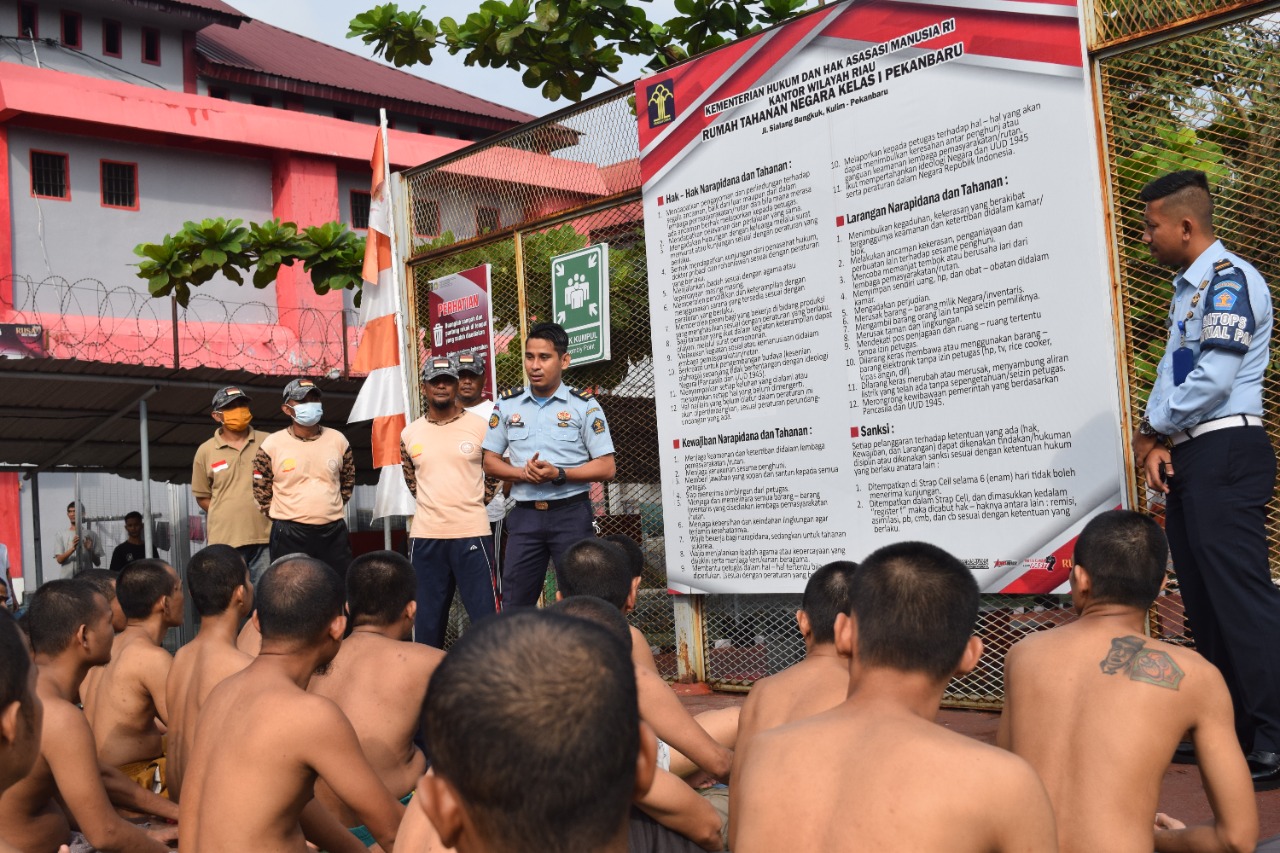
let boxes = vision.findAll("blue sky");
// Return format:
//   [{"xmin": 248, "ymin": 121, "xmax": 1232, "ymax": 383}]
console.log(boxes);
[{"xmin": 229, "ymin": 0, "xmax": 681, "ymax": 117}]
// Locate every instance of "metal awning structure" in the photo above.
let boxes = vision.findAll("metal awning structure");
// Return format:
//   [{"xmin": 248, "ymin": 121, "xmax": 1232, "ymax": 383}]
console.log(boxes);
[
  {"xmin": 0, "ymin": 357, "xmax": 378, "ymax": 591},
  {"xmin": 0, "ymin": 358, "xmax": 375, "ymax": 483}
]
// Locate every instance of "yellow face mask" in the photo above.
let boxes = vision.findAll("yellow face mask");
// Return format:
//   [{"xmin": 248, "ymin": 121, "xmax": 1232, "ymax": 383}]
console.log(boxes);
[{"xmin": 219, "ymin": 408, "xmax": 253, "ymax": 432}]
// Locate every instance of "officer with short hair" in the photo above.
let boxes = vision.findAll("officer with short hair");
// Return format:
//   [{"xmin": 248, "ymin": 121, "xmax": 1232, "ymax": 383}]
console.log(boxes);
[
  {"xmin": 482, "ymin": 323, "xmax": 615, "ymax": 609},
  {"xmin": 1132, "ymin": 169, "xmax": 1280, "ymax": 790}
]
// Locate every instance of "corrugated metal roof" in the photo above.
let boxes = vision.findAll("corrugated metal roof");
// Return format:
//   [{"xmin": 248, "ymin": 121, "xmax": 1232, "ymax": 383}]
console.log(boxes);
[
  {"xmin": 123, "ymin": 0, "xmax": 248, "ymax": 27},
  {"xmin": 163, "ymin": 0, "xmax": 247, "ymax": 19},
  {"xmin": 0, "ymin": 359, "xmax": 375, "ymax": 485},
  {"xmin": 196, "ymin": 19, "xmax": 537, "ymax": 126}
]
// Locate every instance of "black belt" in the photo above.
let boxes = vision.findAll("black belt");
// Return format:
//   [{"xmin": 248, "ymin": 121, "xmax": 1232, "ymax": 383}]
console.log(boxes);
[{"xmin": 515, "ymin": 493, "xmax": 590, "ymax": 511}]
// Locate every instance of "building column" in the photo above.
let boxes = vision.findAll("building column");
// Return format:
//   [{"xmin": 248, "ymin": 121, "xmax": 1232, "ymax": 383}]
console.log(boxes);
[
  {"xmin": 271, "ymin": 153, "xmax": 343, "ymax": 373},
  {"xmin": 0, "ymin": 474, "xmax": 22, "ymax": 590},
  {"xmin": 0, "ymin": 125, "xmax": 13, "ymax": 318}
]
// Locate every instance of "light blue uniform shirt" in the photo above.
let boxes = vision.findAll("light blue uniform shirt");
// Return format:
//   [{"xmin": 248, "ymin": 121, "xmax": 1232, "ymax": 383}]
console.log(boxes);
[
  {"xmin": 1146, "ymin": 240, "xmax": 1272, "ymax": 436},
  {"xmin": 482, "ymin": 382, "xmax": 615, "ymax": 502}
]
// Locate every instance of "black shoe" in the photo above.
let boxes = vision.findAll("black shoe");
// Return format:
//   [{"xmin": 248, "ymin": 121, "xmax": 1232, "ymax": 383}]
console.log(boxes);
[
  {"xmin": 1171, "ymin": 742, "xmax": 1197, "ymax": 765},
  {"xmin": 1247, "ymin": 751, "xmax": 1280, "ymax": 792}
]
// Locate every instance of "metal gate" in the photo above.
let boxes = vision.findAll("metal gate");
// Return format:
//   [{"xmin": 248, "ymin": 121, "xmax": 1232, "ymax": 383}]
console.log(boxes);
[{"xmin": 399, "ymin": 0, "xmax": 1280, "ymax": 704}]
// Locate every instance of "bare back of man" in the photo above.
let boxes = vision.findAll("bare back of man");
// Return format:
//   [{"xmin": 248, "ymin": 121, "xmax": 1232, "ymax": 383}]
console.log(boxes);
[
  {"xmin": 181, "ymin": 661, "xmax": 401, "ymax": 852},
  {"xmin": 734, "ymin": 651, "xmax": 849, "ymax": 759},
  {"xmin": 0, "ymin": 669, "xmax": 173, "ymax": 853},
  {"xmin": 86, "ymin": 628, "xmax": 171, "ymax": 771},
  {"xmin": 308, "ymin": 632, "xmax": 442, "ymax": 826},
  {"xmin": 735, "ymin": 696, "xmax": 1056, "ymax": 852},
  {"xmin": 999, "ymin": 620, "xmax": 1256, "ymax": 853},
  {"xmin": 728, "ymin": 649, "xmax": 848, "ymax": 839},
  {"xmin": 164, "ymin": 634, "xmax": 252, "ymax": 802}
]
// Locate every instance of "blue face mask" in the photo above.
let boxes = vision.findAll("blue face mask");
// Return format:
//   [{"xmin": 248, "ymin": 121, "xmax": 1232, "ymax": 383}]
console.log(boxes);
[{"xmin": 291, "ymin": 402, "xmax": 323, "ymax": 426}]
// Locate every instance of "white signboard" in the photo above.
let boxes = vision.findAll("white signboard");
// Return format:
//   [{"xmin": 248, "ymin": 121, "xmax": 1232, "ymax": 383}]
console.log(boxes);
[{"xmin": 639, "ymin": 0, "xmax": 1125, "ymax": 594}]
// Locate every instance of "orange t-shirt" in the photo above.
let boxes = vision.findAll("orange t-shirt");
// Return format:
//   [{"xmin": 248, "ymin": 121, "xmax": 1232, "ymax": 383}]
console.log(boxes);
[{"xmin": 400, "ymin": 412, "xmax": 489, "ymax": 539}]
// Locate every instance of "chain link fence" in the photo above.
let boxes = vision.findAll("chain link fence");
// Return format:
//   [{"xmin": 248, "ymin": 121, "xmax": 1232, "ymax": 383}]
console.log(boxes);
[
  {"xmin": 400, "ymin": 91, "xmax": 677, "ymax": 675},
  {"xmin": 1096, "ymin": 2, "xmax": 1280, "ymax": 662},
  {"xmin": 401, "ymin": 0, "xmax": 1280, "ymax": 703}
]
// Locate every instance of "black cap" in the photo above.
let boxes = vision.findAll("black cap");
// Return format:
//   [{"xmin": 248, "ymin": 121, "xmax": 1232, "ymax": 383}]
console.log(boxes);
[
  {"xmin": 282, "ymin": 378, "xmax": 321, "ymax": 402},
  {"xmin": 456, "ymin": 350, "xmax": 486, "ymax": 377},
  {"xmin": 422, "ymin": 356, "xmax": 459, "ymax": 382},
  {"xmin": 212, "ymin": 386, "xmax": 252, "ymax": 410}
]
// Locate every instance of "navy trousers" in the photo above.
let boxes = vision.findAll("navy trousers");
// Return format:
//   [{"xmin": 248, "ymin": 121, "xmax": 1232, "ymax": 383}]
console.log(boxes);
[
  {"xmin": 1167, "ymin": 425, "xmax": 1280, "ymax": 752},
  {"xmin": 500, "ymin": 501, "xmax": 594, "ymax": 609},
  {"xmin": 410, "ymin": 536, "xmax": 497, "ymax": 649}
]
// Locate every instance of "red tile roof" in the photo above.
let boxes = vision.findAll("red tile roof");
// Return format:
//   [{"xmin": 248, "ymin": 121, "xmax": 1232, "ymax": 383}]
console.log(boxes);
[{"xmin": 196, "ymin": 19, "xmax": 538, "ymax": 128}]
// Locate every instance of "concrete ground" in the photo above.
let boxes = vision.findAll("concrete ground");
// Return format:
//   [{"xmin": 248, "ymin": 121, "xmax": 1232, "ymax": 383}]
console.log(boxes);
[{"xmin": 677, "ymin": 687, "xmax": 1280, "ymax": 840}]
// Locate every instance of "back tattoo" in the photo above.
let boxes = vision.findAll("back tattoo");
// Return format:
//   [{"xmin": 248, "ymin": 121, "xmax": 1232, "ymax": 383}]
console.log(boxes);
[{"xmin": 1099, "ymin": 635, "xmax": 1185, "ymax": 690}]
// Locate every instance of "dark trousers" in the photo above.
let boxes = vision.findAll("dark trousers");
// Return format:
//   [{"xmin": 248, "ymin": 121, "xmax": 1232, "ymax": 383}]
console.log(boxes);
[
  {"xmin": 1167, "ymin": 425, "xmax": 1280, "ymax": 753},
  {"xmin": 269, "ymin": 518, "xmax": 354, "ymax": 579},
  {"xmin": 410, "ymin": 536, "xmax": 497, "ymax": 648},
  {"xmin": 501, "ymin": 501, "xmax": 594, "ymax": 609}
]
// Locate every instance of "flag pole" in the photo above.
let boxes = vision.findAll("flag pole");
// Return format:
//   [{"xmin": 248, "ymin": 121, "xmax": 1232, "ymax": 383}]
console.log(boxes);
[{"xmin": 378, "ymin": 109, "xmax": 415, "ymax": 429}]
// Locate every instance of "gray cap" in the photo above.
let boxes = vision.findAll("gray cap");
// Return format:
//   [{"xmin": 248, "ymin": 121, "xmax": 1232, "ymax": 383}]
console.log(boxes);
[
  {"xmin": 456, "ymin": 350, "xmax": 486, "ymax": 376},
  {"xmin": 282, "ymin": 378, "xmax": 322, "ymax": 402},
  {"xmin": 211, "ymin": 385, "xmax": 252, "ymax": 411},
  {"xmin": 423, "ymin": 355, "xmax": 459, "ymax": 382}
]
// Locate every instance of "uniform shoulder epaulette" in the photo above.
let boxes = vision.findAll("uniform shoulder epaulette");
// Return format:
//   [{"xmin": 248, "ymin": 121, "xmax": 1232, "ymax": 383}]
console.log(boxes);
[
  {"xmin": 500, "ymin": 385, "xmax": 525, "ymax": 400},
  {"xmin": 570, "ymin": 386, "xmax": 596, "ymax": 401},
  {"xmin": 1213, "ymin": 259, "xmax": 1235, "ymax": 273}
]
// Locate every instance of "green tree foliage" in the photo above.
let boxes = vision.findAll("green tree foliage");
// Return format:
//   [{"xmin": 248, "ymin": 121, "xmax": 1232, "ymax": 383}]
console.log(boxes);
[
  {"xmin": 348, "ymin": 0, "xmax": 813, "ymax": 103},
  {"xmin": 416, "ymin": 222, "xmax": 649, "ymax": 391},
  {"xmin": 133, "ymin": 219, "xmax": 365, "ymax": 307}
]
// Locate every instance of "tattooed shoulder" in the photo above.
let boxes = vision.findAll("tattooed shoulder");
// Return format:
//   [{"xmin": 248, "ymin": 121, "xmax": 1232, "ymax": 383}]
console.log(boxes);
[{"xmin": 1099, "ymin": 636, "xmax": 1184, "ymax": 690}]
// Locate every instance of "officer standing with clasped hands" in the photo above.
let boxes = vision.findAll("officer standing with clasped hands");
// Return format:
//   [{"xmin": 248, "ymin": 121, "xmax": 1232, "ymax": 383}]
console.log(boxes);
[{"xmin": 482, "ymin": 323, "xmax": 616, "ymax": 609}]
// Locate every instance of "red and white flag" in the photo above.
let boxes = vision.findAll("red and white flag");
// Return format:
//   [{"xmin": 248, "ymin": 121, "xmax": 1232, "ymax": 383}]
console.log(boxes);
[{"xmin": 349, "ymin": 126, "xmax": 415, "ymax": 520}]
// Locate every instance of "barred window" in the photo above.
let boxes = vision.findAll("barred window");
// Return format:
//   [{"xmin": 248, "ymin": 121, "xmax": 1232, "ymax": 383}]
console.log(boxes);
[
  {"xmin": 350, "ymin": 190, "xmax": 371, "ymax": 230},
  {"xmin": 142, "ymin": 27, "xmax": 159, "ymax": 64},
  {"xmin": 102, "ymin": 19, "xmax": 121, "ymax": 57},
  {"xmin": 60, "ymin": 11, "xmax": 80, "ymax": 49},
  {"xmin": 101, "ymin": 161, "xmax": 137, "ymax": 209},
  {"xmin": 415, "ymin": 199, "xmax": 440, "ymax": 236},
  {"xmin": 476, "ymin": 206, "xmax": 499, "ymax": 234},
  {"xmin": 30, "ymin": 151, "xmax": 68, "ymax": 199},
  {"xmin": 18, "ymin": 3, "xmax": 38, "ymax": 38}
]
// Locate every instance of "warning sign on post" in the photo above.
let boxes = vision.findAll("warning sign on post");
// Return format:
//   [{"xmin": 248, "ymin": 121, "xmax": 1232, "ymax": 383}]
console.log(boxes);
[{"xmin": 552, "ymin": 244, "xmax": 611, "ymax": 365}]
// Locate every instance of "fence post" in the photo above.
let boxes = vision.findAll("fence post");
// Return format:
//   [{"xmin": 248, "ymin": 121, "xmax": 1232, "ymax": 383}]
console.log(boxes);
[
  {"xmin": 673, "ymin": 593, "xmax": 706, "ymax": 684},
  {"xmin": 513, "ymin": 231, "xmax": 529, "ymax": 361}
]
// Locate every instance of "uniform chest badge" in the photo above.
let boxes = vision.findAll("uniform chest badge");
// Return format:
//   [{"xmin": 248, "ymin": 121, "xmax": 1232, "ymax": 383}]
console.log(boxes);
[
  {"xmin": 509, "ymin": 414, "xmax": 523, "ymax": 426},
  {"xmin": 210, "ymin": 460, "xmax": 228, "ymax": 473},
  {"xmin": 557, "ymin": 411, "xmax": 571, "ymax": 421}
]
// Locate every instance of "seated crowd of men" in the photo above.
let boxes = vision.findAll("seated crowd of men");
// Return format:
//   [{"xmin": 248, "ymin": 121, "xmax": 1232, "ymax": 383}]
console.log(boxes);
[{"xmin": 0, "ymin": 509, "xmax": 1265, "ymax": 852}]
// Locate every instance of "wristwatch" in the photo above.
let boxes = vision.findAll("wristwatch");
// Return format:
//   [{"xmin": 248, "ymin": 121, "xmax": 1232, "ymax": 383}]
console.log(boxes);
[
  {"xmin": 552, "ymin": 467, "xmax": 567, "ymax": 486},
  {"xmin": 1137, "ymin": 417, "xmax": 1161, "ymax": 438}
]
